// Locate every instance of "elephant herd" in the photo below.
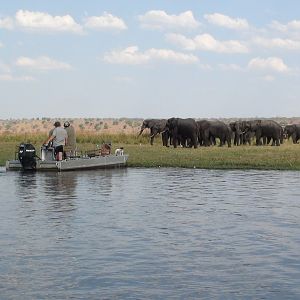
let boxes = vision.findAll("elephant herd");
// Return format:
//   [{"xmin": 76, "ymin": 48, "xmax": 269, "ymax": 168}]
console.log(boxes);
[{"xmin": 138, "ymin": 118, "xmax": 300, "ymax": 148}]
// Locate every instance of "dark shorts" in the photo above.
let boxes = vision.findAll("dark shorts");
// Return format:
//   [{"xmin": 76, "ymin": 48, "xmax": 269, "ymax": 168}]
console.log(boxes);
[{"xmin": 54, "ymin": 145, "xmax": 64, "ymax": 155}]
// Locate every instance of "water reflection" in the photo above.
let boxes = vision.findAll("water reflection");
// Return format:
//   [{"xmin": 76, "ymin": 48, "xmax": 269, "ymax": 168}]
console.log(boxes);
[
  {"xmin": 15, "ymin": 171, "xmax": 38, "ymax": 201},
  {"xmin": 41, "ymin": 171, "xmax": 78, "ymax": 200},
  {"xmin": 39, "ymin": 172, "xmax": 79, "ymax": 226}
]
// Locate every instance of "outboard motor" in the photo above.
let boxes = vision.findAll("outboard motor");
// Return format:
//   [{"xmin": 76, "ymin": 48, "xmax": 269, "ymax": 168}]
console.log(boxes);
[{"xmin": 18, "ymin": 143, "xmax": 36, "ymax": 170}]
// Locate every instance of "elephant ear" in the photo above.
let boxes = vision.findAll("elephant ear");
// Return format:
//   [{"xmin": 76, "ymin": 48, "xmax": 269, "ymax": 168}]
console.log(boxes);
[
  {"xmin": 167, "ymin": 118, "xmax": 175, "ymax": 129},
  {"xmin": 142, "ymin": 120, "xmax": 149, "ymax": 127},
  {"xmin": 148, "ymin": 120, "xmax": 156, "ymax": 128}
]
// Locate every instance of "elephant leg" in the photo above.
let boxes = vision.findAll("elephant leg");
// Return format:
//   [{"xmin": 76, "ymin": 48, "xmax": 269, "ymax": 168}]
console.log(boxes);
[
  {"xmin": 262, "ymin": 136, "xmax": 267, "ymax": 145},
  {"xmin": 219, "ymin": 137, "xmax": 224, "ymax": 147},
  {"xmin": 162, "ymin": 132, "xmax": 169, "ymax": 147},
  {"xmin": 271, "ymin": 138, "xmax": 275, "ymax": 146},
  {"xmin": 204, "ymin": 130, "xmax": 210, "ymax": 146},
  {"xmin": 246, "ymin": 134, "xmax": 251, "ymax": 145},
  {"xmin": 210, "ymin": 136, "xmax": 216, "ymax": 146},
  {"xmin": 150, "ymin": 129, "xmax": 158, "ymax": 145},
  {"xmin": 198, "ymin": 134, "xmax": 203, "ymax": 146},
  {"xmin": 150, "ymin": 135, "xmax": 155, "ymax": 145},
  {"xmin": 256, "ymin": 135, "xmax": 261, "ymax": 146},
  {"xmin": 243, "ymin": 133, "xmax": 249, "ymax": 145},
  {"xmin": 192, "ymin": 134, "xmax": 198, "ymax": 148},
  {"xmin": 240, "ymin": 134, "xmax": 243, "ymax": 145},
  {"xmin": 172, "ymin": 134, "xmax": 178, "ymax": 148},
  {"xmin": 227, "ymin": 135, "xmax": 232, "ymax": 147},
  {"xmin": 161, "ymin": 133, "xmax": 165, "ymax": 146},
  {"xmin": 234, "ymin": 133, "xmax": 238, "ymax": 146}
]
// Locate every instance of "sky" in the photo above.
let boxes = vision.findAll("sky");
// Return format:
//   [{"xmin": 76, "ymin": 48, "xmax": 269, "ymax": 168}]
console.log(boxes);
[{"xmin": 0, "ymin": 0, "xmax": 300, "ymax": 119}]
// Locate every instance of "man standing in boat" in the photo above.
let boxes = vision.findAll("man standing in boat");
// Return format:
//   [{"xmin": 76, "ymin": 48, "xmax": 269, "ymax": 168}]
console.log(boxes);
[
  {"xmin": 64, "ymin": 121, "xmax": 76, "ymax": 156},
  {"xmin": 43, "ymin": 121, "xmax": 68, "ymax": 161}
]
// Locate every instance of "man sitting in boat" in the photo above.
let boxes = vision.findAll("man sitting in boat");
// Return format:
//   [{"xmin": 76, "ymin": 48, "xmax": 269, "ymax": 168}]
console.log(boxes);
[
  {"xmin": 64, "ymin": 121, "xmax": 77, "ymax": 157},
  {"xmin": 43, "ymin": 121, "xmax": 68, "ymax": 161}
]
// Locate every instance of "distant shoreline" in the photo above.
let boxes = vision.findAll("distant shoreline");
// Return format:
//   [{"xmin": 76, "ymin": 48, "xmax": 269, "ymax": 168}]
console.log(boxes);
[{"xmin": 1, "ymin": 117, "xmax": 300, "ymax": 136}]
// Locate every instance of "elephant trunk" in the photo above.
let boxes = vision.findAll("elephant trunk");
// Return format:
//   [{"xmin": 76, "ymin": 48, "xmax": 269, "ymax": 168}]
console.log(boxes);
[{"xmin": 138, "ymin": 128, "xmax": 144, "ymax": 136}]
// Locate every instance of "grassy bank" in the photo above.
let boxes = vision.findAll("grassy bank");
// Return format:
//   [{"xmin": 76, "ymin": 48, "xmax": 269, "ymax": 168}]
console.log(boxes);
[{"xmin": 1, "ymin": 134, "xmax": 300, "ymax": 170}]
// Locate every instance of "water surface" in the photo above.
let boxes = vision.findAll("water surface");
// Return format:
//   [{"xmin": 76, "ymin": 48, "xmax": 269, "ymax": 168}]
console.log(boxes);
[{"xmin": 0, "ymin": 168, "xmax": 300, "ymax": 299}]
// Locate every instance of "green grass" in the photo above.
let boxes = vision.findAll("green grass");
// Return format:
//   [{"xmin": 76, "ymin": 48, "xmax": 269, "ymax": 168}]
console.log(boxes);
[
  {"xmin": 1, "ymin": 133, "xmax": 300, "ymax": 170},
  {"xmin": 121, "ymin": 144, "xmax": 300, "ymax": 170}
]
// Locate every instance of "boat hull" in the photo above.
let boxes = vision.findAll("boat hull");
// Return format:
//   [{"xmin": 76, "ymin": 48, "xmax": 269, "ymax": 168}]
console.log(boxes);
[{"xmin": 6, "ymin": 155, "xmax": 129, "ymax": 172}]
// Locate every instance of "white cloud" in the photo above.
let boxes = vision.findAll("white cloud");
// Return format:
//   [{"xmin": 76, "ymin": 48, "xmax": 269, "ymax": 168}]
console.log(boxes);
[
  {"xmin": 138, "ymin": 10, "xmax": 200, "ymax": 30},
  {"xmin": 219, "ymin": 64, "xmax": 243, "ymax": 71},
  {"xmin": 166, "ymin": 33, "xmax": 196, "ymax": 50},
  {"xmin": 15, "ymin": 56, "xmax": 72, "ymax": 70},
  {"xmin": 269, "ymin": 20, "xmax": 300, "ymax": 32},
  {"xmin": 204, "ymin": 13, "xmax": 249, "ymax": 30},
  {"xmin": 103, "ymin": 46, "xmax": 199, "ymax": 65},
  {"xmin": 166, "ymin": 33, "xmax": 249, "ymax": 53},
  {"xmin": 0, "ymin": 74, "xmax": 35, "ymax": 81},
  {"xmin": 104, "ymin": 46, "xmax": 149, "ymax": 65},
  {"xmin": 147, "ymin": 48, "xmax": 199, "ymax": 64},
  {"xmin": 0, "ymin": 17, "xmax": 14, "ymax": 29},
  {"xmin": 84, "ymin": 12, "xmax": 127, "ymax": 30},
  {"xmin": 0, "ymin": 42, "xmax": 3, "ymax": 48},
  {"xmin": 248, "ymin": 57, "xmax": 289, "ymax": 73},
  {"xmin": 252, "ymin": 37, "xmax": 300, "ymax": 50},
  {"xmin": 15, "ymin": 10, "xmax": 83, "ymax": 34}
]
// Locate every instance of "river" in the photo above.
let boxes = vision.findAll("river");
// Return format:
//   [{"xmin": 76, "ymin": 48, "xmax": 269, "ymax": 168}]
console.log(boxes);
[{"xmin": 0, "ymin": 167, "xmax": 300, "ymax": 299}]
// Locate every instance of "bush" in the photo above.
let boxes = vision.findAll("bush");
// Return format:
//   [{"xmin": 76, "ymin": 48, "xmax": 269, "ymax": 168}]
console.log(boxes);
[{"xmin": 94, "ymin": 124, "xmax": 101, "ymax": 131}]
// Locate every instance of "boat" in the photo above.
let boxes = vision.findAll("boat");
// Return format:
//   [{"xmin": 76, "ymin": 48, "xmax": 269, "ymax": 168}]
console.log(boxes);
[{"xmin": 6, "ymin": 143, "xmax": 129, "ymax": 172}]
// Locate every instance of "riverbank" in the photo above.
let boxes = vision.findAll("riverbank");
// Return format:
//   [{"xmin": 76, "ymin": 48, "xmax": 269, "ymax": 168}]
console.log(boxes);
[{"xmin": 1, "ymin": 136, "xmax": 300, "ymax": 170}]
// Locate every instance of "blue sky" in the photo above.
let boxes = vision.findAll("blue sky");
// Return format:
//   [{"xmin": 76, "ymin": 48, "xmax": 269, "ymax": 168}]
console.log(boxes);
[{"xmin": 1, "ymin": 1, "xmax": 300, "ymax": 119}]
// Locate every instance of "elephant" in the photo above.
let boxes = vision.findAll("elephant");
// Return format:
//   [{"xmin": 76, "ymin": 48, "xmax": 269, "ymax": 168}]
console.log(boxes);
[
  {"xmin": 138, "ymin": 119, "xmax": 169, "ymax": 146},
  {"xmin": 197, "ymin": 120, "xmax": 215, "ymax": 146},
  {"xmin": 244, "ymin": 120, "xmax": 282, "ymax": 146},
  {"xmin": 197, "ymin": 120, "xmax": 231, "ymax": 147},
  {"xmin": 229, "ymin": 121, "xmax": 248, "ymax": 146},
  {"xmin": 284, "ymin": 124, "xmax": 300, "ymax": 143},
  {"xmin": 229, "ymin": 120, "xmax": 257, "ymax": 146},
  {"xmin": 243, "ymin": 130, "xmax": 255, "ymax": 145},
  {"xmin": 166, "ymin": 118, "xmax": 198, "ymax": 148}
]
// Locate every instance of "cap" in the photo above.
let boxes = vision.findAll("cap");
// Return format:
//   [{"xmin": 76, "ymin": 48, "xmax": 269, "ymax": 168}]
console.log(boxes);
[
  {"xmin": 54, "ymin": 121, "xmax": 61, "ymax": 127},
  {"xmin": 64, "ymin": 121, "xmax": 70, "ymax": 128}
]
